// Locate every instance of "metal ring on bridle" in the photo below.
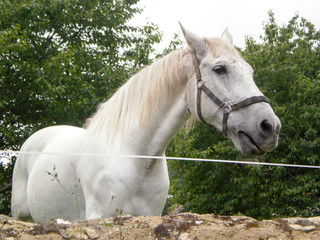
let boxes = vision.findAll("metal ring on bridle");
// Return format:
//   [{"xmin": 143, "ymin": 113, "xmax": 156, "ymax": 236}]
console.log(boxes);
[
  {"xmin": 221, "ymin": 102, "xmax": 232, "ymax": 114},
  {"xmin": 197, "ymin": 78, "xmax": 204, "ymax": 88}
]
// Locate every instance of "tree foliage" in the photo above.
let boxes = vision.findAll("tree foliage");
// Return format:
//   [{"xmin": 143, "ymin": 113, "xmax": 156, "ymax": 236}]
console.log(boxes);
[
  {"xmin": 168, "ymin": 11, "xmax": 320, "ymax": 219},
  {"xmin": 0, "ymin": 0, "xmax": 162, "ymax": 214},
  {"xmin": 0, "ymin": 0, "xmax": 162, "ymax": 150}
]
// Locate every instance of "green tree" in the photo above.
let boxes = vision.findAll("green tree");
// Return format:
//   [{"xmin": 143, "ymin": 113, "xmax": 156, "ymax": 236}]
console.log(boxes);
[
  {"xmin": 168, "ymin": 11, "xmax": 320, "ymax": 219},
  {"xmin": 0, "ymin": 0, "xmax": 162, "ymax": 214},
  {"xmin": 0, "ymin": 0, "xmax": 162, "ymax": 149}
]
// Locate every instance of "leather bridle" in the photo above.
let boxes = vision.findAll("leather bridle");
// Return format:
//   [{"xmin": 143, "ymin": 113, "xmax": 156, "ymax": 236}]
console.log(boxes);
[{"xmin": 192, "ymin": 55, "xmax": 270, "ymax": 137}]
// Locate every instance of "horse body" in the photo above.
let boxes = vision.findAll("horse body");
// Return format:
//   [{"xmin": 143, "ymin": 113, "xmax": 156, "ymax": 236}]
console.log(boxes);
[
  {"xmin": 12, "ymin": 119, "xmax": 176, "ymax": 222},
  {"xmin": 12, "ymin": 25, "xmax": 281, "ymax": 223},
  {"xmin": 12, "ymin": 50, "xmax": 190, "ymax": 222}
]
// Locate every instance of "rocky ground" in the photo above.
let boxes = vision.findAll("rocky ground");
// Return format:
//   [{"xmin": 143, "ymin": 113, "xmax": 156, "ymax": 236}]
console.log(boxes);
[{"xmin": 1, "ymin": 213, "xmax": 320, "ymax": 239}]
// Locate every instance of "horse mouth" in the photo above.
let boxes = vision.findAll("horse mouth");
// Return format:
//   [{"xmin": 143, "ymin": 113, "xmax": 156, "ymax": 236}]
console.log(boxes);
[{"xmin": 238, "ymin": 131, "xmax": 265, "ymax": 156}]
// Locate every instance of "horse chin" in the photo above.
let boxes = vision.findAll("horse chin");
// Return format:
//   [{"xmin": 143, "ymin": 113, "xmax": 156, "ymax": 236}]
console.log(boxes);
[{"xmin": 234, "ymin": 131, "xmax": 266, "ymax": 157}]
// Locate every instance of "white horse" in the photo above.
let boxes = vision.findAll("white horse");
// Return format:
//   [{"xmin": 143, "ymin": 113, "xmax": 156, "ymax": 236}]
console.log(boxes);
[{"xmin": 11, "ymin": 24, "xmax": 281, "ymax": 223}]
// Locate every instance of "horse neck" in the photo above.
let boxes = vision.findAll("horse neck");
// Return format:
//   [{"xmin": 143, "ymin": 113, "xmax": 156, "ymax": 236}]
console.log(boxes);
[
  {"xmin": 127, "ymin": 86, "xmax": 190, "ymax": 156},
  {"xmin": 86, "ymin": 48, "xmax": 193, "ymax": 155}
]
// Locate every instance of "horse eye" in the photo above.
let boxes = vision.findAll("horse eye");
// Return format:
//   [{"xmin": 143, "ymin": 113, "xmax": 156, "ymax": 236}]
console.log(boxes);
[{"xmin": 213, "ymin": 65, "xmax": 227, "ymax": 75}]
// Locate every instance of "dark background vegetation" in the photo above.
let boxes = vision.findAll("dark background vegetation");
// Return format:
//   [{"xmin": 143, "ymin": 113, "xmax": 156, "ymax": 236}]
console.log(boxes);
[{"xmin": 1, "ymin": 0, "xmax": 319, "ymax": 220}]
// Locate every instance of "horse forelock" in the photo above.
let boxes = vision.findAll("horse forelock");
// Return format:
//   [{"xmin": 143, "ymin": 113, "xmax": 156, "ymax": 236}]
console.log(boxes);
[
  {"xmin": 203, "ymin": 37, "xmax": 240, "ymax": 58},
  {"xmin": 85, "ymin": 49, "xmax": 189, "ymax": 138}
]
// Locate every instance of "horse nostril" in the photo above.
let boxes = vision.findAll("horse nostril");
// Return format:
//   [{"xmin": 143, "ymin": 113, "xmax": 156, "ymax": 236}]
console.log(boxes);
[{"xmin": 259, "ymin": 119, "xmax": 273, "ymax": 136}]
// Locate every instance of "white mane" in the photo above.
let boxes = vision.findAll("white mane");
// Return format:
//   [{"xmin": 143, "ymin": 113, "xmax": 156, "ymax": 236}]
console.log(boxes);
[{"xmin": 85, "ymin": 49, "xmax": 190, "ymax": 138}]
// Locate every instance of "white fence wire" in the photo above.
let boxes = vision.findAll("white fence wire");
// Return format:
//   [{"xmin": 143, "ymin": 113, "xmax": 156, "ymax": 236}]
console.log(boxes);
[{"xmin": 1, "ymin": 150, "xmax": 320, "ymax": 169}]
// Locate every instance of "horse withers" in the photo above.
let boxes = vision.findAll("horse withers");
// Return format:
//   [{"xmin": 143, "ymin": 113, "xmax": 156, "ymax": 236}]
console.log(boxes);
[{"xmin": 11, "ymin": 24, "xmax": 281, "ymax": 223}]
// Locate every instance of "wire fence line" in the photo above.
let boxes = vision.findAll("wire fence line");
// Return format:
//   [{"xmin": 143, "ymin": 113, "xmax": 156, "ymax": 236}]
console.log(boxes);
[{"xmin": 1, "ymin": 150, "xmax": 320, "ymax": 169}]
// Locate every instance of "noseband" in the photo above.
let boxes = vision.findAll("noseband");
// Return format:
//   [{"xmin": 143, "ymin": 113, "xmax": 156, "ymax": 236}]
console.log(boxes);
[{"xmin": 192, "ymin": 55, "xmax": 270, "ymax": 137}]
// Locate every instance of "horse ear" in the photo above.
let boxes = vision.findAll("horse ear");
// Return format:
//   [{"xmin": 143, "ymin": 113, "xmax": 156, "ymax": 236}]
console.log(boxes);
[
  {"xmin": 179, "ymin": 22, "xmax": 208, "ymax": 61},
  {"xmin": 221, "ymin": 28, "xmax": 233, "ymax": 45}
]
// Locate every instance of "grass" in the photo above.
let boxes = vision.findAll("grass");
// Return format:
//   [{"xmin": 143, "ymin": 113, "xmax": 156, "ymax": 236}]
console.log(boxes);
[{"xmin": 46, "ymin": 165, "xmax": 83, "ymax": 239}]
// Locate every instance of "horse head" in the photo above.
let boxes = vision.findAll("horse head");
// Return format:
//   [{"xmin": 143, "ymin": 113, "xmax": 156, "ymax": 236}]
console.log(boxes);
[{"xmin": 180, "ymin": 24, "xmax": 281, "ymax": 156}]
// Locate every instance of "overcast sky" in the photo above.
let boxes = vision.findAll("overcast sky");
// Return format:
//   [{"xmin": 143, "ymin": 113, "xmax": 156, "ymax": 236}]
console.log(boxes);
[{"xmin": 131, "ymin": 0, "xmax": 320, "ymax": 50}]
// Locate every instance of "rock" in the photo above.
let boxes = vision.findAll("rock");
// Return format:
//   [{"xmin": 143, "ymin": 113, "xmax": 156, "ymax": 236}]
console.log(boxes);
[
  {"xmin": 84, "ymin": 227, "xmax": 100, "ymax": 239},
  {"xmin": 1, "ymin": 213, "xmax": 320, "ymax": 239},
  {"xmin": 178, "ymin": 232, "xmax": 190, "ymax": 240},
  {"xmin": 289, "ymin": 224, "xmax": 316, "ymax": 232}
]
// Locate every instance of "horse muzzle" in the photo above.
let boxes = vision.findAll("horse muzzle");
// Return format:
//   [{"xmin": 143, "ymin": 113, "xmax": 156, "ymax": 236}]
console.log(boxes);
[{"xmin": 235, "ymin": 116, "xmax": 281, "ymax": 156}]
